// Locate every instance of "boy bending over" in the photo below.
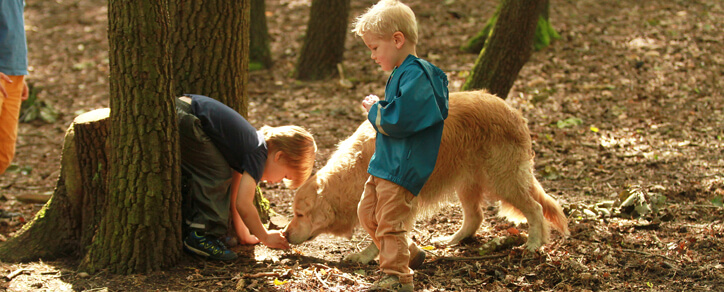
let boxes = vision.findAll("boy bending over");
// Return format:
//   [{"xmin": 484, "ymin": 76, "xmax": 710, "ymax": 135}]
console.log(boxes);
[
  {"xmin": 177, "ymin": 94, "xmax": 316, "ymax": 261},
  {"xmin": 353, "ymin": 0, "xmax": 449, "ymax": 291}
]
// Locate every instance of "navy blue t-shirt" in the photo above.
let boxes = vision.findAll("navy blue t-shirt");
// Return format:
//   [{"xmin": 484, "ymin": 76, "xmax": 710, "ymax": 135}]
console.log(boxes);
[{"xmin": 186, "ymin": 94, "xmax": 267, "ymax": 183}]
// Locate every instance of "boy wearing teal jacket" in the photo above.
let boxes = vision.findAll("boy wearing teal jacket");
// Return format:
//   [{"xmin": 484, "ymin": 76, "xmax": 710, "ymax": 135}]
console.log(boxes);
[{"xmin": 354, "ymin": 1, "xmax": 449, "ymax": 291}]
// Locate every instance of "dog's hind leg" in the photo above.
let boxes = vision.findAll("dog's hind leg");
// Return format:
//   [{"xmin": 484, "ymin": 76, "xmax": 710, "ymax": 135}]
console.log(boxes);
[
  {"xmin": 497, "ymin": 169, "xmax": 549, "ymax": 251},
  {"xmin": 431, "ymin": 183, "xmax": 484, "ymax": 246}
]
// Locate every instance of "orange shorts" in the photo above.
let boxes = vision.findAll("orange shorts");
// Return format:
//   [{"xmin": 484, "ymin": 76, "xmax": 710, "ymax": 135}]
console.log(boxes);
[{"xmin": 0, "ymin": 75, "xmax": 24, "ymax": 174}]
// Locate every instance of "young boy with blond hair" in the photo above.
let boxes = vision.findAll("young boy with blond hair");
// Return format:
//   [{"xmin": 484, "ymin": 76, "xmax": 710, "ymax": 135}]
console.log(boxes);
[
  {"xmin": 352, "ymin": 0, "xmax": 449, "ymax": 290},
  {"xmin": 177, "ymin": 94, "xmax": 316, "ymax": 261}
]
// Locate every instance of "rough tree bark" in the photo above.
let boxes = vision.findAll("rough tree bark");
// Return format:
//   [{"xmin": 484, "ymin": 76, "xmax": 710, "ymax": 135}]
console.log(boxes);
[
  {"xmin": 294, "ymin": 0, "xmax": 351, "ymax": 80},
  {"xmin": 74, "ymin": 109, "xmax": 111, "ymax": 256},
  {"xmin": 462, "ymin": 0, "xmax": 543, "ymax": 98},
  {"xmin": 169, "ymin": 0, "xmax": 249, "ymax": 113},
  {"xmin": 78, "ymin": 0, "xmax": 180, "ymax": 274}
]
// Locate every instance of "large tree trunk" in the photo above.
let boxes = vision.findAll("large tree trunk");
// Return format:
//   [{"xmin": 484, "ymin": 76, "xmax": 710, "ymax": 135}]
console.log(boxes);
[
  {"xmin": 169, "ymin": 0, "xmax": 249, "ymax": 113},
  {"xmin": 250, "ymin": 0, "xmax": 272, "ymax": 70},
  {"xmin": 294, "ymin": 0, "xmax": 350, "ymax": 80},
  {"xmin": 79, "ymin": 0, "xmax": 181, "ymax": 274},
  {"xmin": 0, "ymin": 0, "xmax": 264, "ymax": 271},
  {"xmin": 462, "ymin": 0, "xmax": 543, "ymax": 98}
]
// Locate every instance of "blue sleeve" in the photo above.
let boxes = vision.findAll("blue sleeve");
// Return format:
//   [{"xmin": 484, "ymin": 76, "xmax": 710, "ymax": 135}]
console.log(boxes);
[{"xmin": 367, "ymin": 69, "xmax": 447, "ymax": 138}]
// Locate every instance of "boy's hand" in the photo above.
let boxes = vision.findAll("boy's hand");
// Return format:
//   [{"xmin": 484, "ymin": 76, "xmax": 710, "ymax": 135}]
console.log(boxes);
[
  {"xmin": 362, "ymin": 94, "xmax": 379, "ymax": 112},
  {"xmin": 261, "ymin": 230, "xmax": 290, "ymax": 250},
  {"xmin": 0, "ymin": 73, "xmax": 11, "ymax": 98},
  {"xmin": 21, "ymin": 80, "xmax": 29, "ymax": 101}
]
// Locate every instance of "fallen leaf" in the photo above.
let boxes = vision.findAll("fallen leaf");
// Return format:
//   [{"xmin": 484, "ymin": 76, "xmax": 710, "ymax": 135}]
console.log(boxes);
[{"xmin": 273, "ymin": 278, "xmax": 288, "ymax": 286}]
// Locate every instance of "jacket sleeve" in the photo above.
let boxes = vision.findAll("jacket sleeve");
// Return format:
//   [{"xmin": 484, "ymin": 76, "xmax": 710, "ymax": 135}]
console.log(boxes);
[{"xmin": 367, "ymin": 69, "xmax": 447, "ymax": 138}]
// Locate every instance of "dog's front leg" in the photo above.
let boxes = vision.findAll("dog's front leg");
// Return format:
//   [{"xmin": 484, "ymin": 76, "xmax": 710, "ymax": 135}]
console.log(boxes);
[{"xmin": 343, "ymin": 242, "xmax": 379, "ymax": 265}]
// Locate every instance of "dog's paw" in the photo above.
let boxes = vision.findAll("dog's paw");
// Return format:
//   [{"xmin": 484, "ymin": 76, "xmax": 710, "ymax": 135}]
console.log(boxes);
[
  {"xmin": 524, "ymin": 238, "xmax": 543, "ymax": 252},
  {"xmin": 430, "ymin": 235, "xmax": 461, "ymax": 246},
  {"xmin": 429, "ymin": 236, "xmax": 448, "ymax": 246},
  {"xmin": 343, "ymin": 252, "xmax": 375, "ymax": 265}
]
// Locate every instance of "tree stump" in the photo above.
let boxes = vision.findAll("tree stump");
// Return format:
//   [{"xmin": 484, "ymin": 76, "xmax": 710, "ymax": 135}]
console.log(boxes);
[
  {"xmin": 0, "ymin": 108, "xmax": 110, "ymax": 262},
  {"xmin": 73, "ymin": 108, "xmax": 111, "ymax": 255}
]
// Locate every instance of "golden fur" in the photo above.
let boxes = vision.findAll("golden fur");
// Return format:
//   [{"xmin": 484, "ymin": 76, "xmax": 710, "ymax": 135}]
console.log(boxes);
[{"xmin": 284, "ymin": 90, "xmax": 569, "ymax": 260}]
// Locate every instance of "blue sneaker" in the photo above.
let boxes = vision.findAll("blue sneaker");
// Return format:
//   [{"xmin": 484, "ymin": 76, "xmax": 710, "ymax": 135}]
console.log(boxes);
[{"xmin": 184, "ymin": 231, "xmax": 238, "ymax": 261}]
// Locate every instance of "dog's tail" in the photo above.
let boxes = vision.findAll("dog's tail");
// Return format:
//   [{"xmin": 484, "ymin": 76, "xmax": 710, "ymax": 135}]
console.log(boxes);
[{"xmin": 499, "ymin": 178, "xmax": 570, "ymax": 237}]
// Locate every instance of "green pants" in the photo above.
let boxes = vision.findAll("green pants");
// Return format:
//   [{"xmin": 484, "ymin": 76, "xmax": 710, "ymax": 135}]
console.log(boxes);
[{"xmin": 176, "ymin": 98, "xmax": 233, "ymax": 238}]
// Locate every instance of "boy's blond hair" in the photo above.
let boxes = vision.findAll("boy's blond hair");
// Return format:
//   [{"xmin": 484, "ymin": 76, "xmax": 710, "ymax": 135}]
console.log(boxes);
[
  {"xmin": 260, "ymin": 125, "xmax": 317, "ymax": 189},
  {"xmin": 351, "ymin": 0, "xmax": 418, "ymax": 45}
]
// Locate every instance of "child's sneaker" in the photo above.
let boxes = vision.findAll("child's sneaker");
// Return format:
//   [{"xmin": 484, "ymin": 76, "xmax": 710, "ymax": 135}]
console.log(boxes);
[
  {"xmin": 369, "ymin": 274, "xmax": 413, "ymax": 292},
  {"xmin": 184, "ymin": 231, "xmax": 238, "ymax": 261}
]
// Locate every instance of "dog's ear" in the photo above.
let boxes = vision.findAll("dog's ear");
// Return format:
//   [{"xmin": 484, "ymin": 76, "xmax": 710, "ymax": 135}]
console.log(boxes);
[{"xmin": 311, "ymin": 195, "xmax": 334, "ymax": 228}]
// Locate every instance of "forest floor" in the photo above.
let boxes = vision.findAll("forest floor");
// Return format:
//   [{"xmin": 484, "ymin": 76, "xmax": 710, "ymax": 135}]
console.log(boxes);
[{"xmin": 0, "ymin": 0, "xmax": 722, "ymax": 291}]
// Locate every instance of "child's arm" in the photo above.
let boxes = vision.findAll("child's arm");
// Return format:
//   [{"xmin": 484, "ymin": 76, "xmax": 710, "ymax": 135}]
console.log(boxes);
[
  {"xmin": 368, "ymin": 70, "xmax": 447, "ymax": 137},
  {"xmin": 229, "ymin": 172, "xmax": 260, "ymax": 245},
  {"xmin": 234, "ymin": 171, "xmax": 290, "ymax": 250}
]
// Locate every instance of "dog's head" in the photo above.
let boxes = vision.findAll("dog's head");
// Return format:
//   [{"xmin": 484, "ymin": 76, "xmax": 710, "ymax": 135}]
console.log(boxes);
[
  {"xmin": 283, "ymin": 175, "xmax": 338, "ymax": 244},
  {"xmin": 283, "ymin": 121, "xmax": 377, "ymax": 244}
]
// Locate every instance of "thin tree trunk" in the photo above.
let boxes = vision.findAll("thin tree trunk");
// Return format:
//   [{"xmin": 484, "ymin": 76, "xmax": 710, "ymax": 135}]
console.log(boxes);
[
  {"xmin": 460, "ymin": 6, "xmax": 499, "ymax": 54},
  {"xmin": 533, "ymin": 0, "xmax": 559, "ymax": 51},
  {"xmin": 250, "ymin": 0, "xmax": 272, "ymax": 70},
  {"xmin": 295, "ymin": 0, "xmax": 350, "ymax": 80},
  {"xmin": 461, "ymin": 0, "xmax": 558, "ymax": 54},
  {"xmin": 462, "ymin": 0, "xmax": 543, "ymax": 98}
]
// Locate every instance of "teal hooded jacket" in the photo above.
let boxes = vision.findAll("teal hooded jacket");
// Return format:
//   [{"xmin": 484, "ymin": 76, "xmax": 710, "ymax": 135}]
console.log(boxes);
[{"xmin": 367, "ymin": 55, "xmax": 449, "ymax": 195}]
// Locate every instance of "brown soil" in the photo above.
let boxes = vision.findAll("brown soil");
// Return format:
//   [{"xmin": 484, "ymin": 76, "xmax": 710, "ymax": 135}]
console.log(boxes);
[{"xmin": 0, "ymin": 0, "xmax": 722, "ymax": 291}]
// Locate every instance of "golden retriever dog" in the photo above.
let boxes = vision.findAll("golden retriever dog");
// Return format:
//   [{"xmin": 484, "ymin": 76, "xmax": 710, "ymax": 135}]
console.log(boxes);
[{"xmin": 284, "ymin": 90, "xmax": 569, "ymax": 264}]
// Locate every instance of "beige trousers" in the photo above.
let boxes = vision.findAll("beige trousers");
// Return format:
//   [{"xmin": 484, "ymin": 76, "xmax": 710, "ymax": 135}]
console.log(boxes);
[{"xmin": 357, "ymin": 175, "xmax": 415, "ymax": 284}]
